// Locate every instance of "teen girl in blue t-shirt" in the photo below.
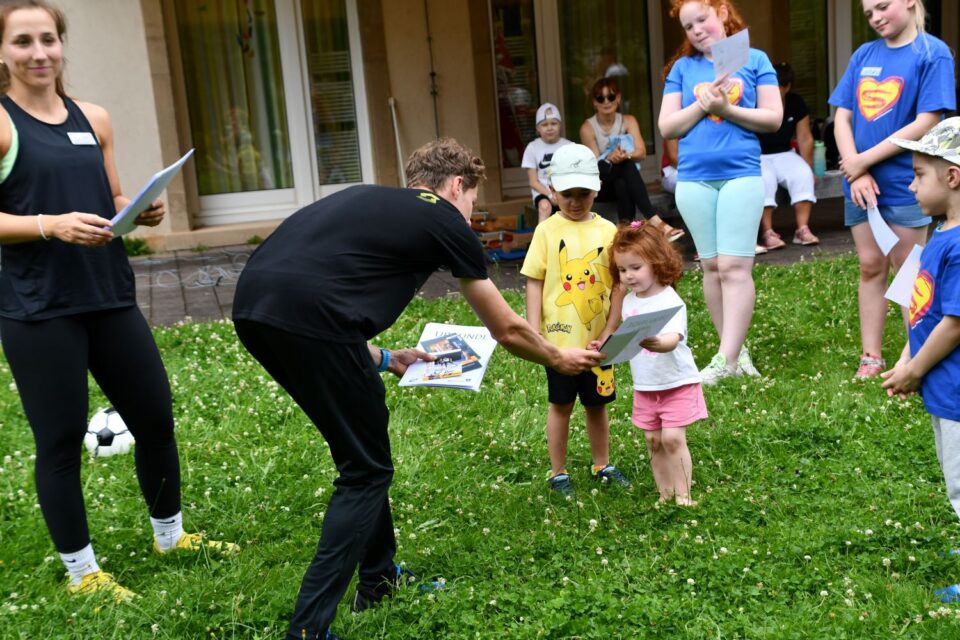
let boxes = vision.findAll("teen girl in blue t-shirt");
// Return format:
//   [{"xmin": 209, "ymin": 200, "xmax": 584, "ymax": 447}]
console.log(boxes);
[
  {"xmin": 829, "ymin": 0, "xmax": 956, "ymax": 378},
  {"xmin": 658, "ymin": 0, "xmax": 782, "ymax": 384}
]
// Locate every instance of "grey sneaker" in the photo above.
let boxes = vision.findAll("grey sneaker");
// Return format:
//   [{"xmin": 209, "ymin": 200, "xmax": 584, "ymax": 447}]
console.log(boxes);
[
  {"xmin": 547, "ymin": 473, "xmax": 574, "ymax": 496},
  {"xmin": 699, "ymin": 352, "xmax": 737, "ymax": 385},
  {"xmin": 593, "ymin": 464, "xmax": 631, "ymax": 488},
  {"xmin": 737, "ymin": 346, "xmax": 760, "ymax": 377}
]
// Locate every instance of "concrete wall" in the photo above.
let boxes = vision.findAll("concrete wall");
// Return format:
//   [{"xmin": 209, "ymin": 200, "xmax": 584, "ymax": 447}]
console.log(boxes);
[{"xmin": 58, "ymin": 0, "xmax": 173, "ymax": 238}]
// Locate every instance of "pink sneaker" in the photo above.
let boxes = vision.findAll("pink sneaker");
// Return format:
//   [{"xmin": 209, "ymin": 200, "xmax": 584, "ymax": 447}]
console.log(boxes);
[
  {"xmin": 793, "ymin": 225, "xmax": 820, "ymax": 246},
  {"xmin": 855, "ymin": 353, "xmax": 885, "ymax": 378},
  {"xmin": 759, "ymin": 228, "xmax": 786, "ymax": 250}
]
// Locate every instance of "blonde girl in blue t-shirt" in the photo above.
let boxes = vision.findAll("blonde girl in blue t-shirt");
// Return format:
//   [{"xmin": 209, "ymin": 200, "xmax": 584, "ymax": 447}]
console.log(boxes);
[
  {"xmin": 658, "ymin": 0, "xmax": 782, "ymax": 384},
  {"xmin": 829, "ymin": 0, "xmax": 956, "ymax": 378}
]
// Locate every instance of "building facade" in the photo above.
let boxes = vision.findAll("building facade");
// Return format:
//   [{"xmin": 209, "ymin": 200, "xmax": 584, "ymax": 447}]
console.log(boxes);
[{"xmin": 61, "ymin": 0, "xmax": 959, "ymax": 250}]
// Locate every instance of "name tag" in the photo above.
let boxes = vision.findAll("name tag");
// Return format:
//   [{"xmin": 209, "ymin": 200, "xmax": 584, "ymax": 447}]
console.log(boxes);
[
  {"xmin": 67, "ymin": 131, "xmax": 97, "ymax": 145},
  {"xmin": 860, "ymin": 66, "xmax": 882, "ymax": 77}
]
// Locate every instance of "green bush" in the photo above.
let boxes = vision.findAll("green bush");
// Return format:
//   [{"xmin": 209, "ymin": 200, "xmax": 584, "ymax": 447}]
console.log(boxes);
[{"xmin": 122, "ymin": 236, "xmax": 151, "ymax": 257}]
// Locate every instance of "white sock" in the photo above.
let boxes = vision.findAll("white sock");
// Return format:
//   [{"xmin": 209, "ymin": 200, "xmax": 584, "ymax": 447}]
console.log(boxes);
[
  {"xmin": 151, "ymin": 511, "xmax": 184, "ymax": 551},
  {"xmin": 61, "ymin": 543, "xmax": 100, "ymax": 586}
]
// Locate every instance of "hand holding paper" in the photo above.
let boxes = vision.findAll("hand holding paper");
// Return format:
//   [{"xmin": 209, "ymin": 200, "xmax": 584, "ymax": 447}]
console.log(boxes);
[
  {"xmin": 110, "ymin": 149, "xmax": 194, "ymax": 237},
  {"xmin": 598, "ymin": 306, "xmax": 682, "ymax": 365},
  {"xmin": 710, "ymin": 29, "xmax": 750, "ymax": 79}
]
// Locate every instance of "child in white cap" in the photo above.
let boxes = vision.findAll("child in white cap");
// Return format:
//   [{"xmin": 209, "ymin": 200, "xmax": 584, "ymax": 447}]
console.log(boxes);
[
  {"xmin": 521, "ymin": 143, "xmax": 630, "ymax": 495},
  {"xmin": 522, "ymin": 102, "xmax": 572, "ymax": 223}
]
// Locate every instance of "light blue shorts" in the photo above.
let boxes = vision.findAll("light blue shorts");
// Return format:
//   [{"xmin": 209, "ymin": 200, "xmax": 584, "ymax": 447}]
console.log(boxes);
[
  {"xmin": 844, "ymin": 199, "xmax": 930, "ymax": 228},
  {"xmin": 675, "ymin": 176, "xmax": 765, "ymax": 259}
]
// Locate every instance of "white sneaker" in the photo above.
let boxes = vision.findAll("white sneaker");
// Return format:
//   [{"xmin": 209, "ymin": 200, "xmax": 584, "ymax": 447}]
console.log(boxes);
[
  {"xmin": 737, "ymin": 346, "xmax": 761, "ymax": 377},
  {"xmin": 699, "ymin": 353, "xmax": 737, "ymax": 385}
]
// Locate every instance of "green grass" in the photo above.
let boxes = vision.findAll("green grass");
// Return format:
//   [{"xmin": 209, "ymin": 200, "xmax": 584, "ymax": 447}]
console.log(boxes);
[{"xmin": 3, "ymin": 255, "xmax": 960, "ymax": 638}]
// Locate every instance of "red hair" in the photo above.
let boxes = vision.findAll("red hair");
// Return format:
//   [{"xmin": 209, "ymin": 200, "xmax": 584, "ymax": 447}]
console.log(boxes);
[
  {"xmin": 662, "ymin": 0, "xmax": 748, "ymax": 81},
  {"xmin": 608, "ymin": 222, "xmax": 684, "ymax": 288}
]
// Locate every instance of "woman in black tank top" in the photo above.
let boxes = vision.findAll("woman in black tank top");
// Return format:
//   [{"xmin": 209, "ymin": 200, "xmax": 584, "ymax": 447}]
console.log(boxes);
[{"xmin": 0, "ymin": 0, "xmax": 236, "ymax": 603}]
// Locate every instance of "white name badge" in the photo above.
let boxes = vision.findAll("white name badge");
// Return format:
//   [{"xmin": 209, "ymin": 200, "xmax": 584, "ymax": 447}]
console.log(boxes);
[
  {"xmin": 67, "ymin": 131, "xmax": 97, "ymax": 145},
  {"xmin": 860, "ymin": 66, "xmax": 882, "ymax": 77}
]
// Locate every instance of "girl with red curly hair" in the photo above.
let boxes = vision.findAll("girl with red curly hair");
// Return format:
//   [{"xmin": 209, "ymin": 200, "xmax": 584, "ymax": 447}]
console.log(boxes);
[
  {"xmin": 590, "ymin": 221, "xmax": 706, "ymax": 506},
  {"xmin": 658, "ymin": 0, "xmax": 782, "ymax": 384}
]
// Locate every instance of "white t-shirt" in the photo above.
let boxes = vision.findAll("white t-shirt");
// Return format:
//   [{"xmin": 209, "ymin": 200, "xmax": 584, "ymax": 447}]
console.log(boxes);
[
  {"xmin": 521, "ymin": 137, "xmax": 572, "ymax": 201},
  {"xmin": 623, "ymin": 286, "xmax": 700, "ymax": 391}
]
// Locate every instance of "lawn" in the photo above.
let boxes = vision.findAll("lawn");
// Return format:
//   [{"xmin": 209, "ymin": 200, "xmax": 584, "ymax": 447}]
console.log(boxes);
[{"xmin": 2, "ymin": 255, "xmax": 960, "ymax": 639}]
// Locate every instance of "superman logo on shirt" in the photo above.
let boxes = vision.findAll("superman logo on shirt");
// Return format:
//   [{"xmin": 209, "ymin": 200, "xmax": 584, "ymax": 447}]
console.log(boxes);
[
  {"xmin": 909, "ymin": 269, "xmax": 934, "ymax": 328},
  {"xmin": 856, "ymin": 76, "xmax": 904, "ymax": 121}
]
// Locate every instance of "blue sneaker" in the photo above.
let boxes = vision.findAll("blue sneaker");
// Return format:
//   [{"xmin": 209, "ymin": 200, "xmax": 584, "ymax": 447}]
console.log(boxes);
[
  {"xmin": 547, "ymin": 473, "xmax": 574, "ymax": 496},
  {"xmin": 593, "ymin": 464, "xmax": 631, "ymax": 488},
  {"xmin": 352, "ymin": 564, "xmax": 444, "ymax": 612},
  {"xmin": 325, "ymin": 631, "xmax": 342, "ymax": 640},
  {"xmin": 936, "ymin": 584, "xmax": 960, "ymax": 603}
]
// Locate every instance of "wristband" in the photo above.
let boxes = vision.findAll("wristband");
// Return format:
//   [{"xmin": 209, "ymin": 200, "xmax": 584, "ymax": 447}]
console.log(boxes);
[
  {"xmin": 377, "ymin": 348, "xmax": 391, "ymax": 373},
  {"xmin": 37, "ymin": 214, "xmax": 49, "ymax": 241}
]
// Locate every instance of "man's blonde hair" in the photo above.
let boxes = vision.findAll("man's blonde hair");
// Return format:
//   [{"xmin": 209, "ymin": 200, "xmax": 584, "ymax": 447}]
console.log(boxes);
[{"xmin": 405, "ymin": 138, "xmax": 486, "ymax": 191}]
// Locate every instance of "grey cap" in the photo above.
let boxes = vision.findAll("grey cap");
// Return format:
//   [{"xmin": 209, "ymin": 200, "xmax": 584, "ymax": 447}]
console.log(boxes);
[{"xmin": 890, "ymin": 116, "xmax": 960, "ymax": 166}]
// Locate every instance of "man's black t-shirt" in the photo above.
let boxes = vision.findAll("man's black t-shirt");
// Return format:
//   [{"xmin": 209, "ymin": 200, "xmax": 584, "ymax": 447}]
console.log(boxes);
[
  {"xmin": 232, "ymin": 185, "xmax": 488, "ymax": 342},
  {"xmin": 758, "ymin": 92, "xmax": 810, "ymax": 155}
]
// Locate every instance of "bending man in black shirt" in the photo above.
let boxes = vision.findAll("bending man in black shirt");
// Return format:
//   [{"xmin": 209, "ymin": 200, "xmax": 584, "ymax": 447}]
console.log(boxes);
[{"xmin": 232, "ymin": 138, "xmax": 605, "ymax": 640}]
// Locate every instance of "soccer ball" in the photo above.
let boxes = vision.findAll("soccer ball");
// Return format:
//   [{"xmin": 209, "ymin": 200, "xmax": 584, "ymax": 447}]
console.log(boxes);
[{"xmin": 83, "ymin": 408, "xmax": 135, "ymax": 457}]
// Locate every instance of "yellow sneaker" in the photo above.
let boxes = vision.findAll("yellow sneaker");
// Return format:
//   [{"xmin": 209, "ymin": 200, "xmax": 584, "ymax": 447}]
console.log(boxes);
[
  {"xmin": 153, "ymin": 531, "xmax": 240, "ymax": 556},
  {"xmin": 66, "ymin": 571, "xmax": 138, "ymax": 603}
]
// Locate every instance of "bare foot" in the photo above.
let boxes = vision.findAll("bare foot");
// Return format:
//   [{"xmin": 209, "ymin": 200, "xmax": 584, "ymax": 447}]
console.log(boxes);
[{"xmin": 675, "ymin": 495, "xmax": 698, "ymax": 507}]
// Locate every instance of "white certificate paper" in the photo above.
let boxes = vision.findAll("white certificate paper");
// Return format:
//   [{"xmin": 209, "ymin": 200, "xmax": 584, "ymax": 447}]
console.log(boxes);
[
  {"xmin": 711, "ymin": 29, "xmax": 750, "ymax": 79},
  {"xmin": 884, "ymin": 244, "xmax": 924, "ymax": 307},
  {"xmin": 110, "ymin": 149, "xmax": 194, "ymax": 237},
  {"xmin": 597, "ymin": 306, "xmax": 682, "ymax": 366},
  {"xmin": 867, "ymin": 206, "xmax": 900, "ymax": 256}
]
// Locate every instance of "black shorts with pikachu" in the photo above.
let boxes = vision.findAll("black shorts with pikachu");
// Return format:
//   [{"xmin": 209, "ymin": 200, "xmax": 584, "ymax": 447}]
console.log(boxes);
[{"xmin": 545, "ymin": 365, "xmax": 615, "ymax": 407}]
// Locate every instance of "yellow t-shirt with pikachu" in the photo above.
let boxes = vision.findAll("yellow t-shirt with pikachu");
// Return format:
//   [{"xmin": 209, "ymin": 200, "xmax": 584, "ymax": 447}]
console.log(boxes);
[{"xmin": 520, "ymin": 213, "xmax": 616, "ymax": 348}]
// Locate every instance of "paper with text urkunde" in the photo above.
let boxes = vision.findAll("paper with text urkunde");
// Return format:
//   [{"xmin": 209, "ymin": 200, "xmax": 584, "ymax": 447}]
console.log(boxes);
[
  {"xmin": 110, "ymin": 149, "xmax": 194, "ymax": 237},
  {"xmin": 598, "ymin": 306, "xmax": 682, "ymax": 366},
  {"xmin": 711, "ymin": 29, "xmax": 750, "ymax": 80},
  {"xmin": 885, "ymin": 244, "xmax": 923, "ymax": 307},
  {"xmin": 398, "ymin": 323, "xmax": 498, "ymax": 392},
  {"xmin": 867, "ymin": 206, "xmax": 900, "ymax": 256}
]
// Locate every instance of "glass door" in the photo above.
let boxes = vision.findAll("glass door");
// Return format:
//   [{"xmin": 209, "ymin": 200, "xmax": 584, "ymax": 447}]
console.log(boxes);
[{"xmin": 170, "ymin": 0, "xmax": 371, "ymax": 226}]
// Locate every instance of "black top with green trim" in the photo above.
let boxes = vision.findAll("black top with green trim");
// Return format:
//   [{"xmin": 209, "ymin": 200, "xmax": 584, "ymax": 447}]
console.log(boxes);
[
  {"xmin": 0, "ymin": 96, "xmax": 134, "ymax": 320},
  {"xmin": 232, "ymin": 185, "xmax": 488, "ymax": 342}
]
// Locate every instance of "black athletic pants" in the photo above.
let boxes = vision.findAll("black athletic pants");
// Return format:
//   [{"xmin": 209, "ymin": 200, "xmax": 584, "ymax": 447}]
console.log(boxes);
[
  {"xmin": 0, "ymin": 306, "xmax": 180, "ymax": 553},
  {"xmin": 233, "ymin": 319, "xmax": 396, "ymax": 640},
  {"xmin": 597, "ymin": 159, "xmax": 657, "ymax": 222}
]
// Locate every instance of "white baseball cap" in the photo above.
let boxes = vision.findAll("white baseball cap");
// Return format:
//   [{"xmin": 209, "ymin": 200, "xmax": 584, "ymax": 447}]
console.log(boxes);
[
  {"xmin": 535, "ymin": 102, "xmax": 562, "ymax": 125},
  {"xmin": 548, "ymin": 143, "xmax": 601, "ymax": 192}
]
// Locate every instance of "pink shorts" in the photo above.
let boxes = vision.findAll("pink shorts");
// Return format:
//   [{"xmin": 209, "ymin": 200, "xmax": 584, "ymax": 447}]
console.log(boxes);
[{"xmin": 632, "ymin": 383, "xmax": 708, "ymax": 430}]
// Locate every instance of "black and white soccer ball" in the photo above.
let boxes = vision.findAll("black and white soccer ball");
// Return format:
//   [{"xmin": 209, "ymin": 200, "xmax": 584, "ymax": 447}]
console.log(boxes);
[{"xmin": 83, "ymin": 408, "xmax": 134, "ymax": 457}]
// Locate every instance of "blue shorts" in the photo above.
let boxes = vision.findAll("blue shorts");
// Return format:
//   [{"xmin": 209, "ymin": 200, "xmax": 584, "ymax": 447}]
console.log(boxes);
[
  {"xmin": 844, "ymin": 199, "xmax": 930, "ymax": 228},
  {"xmin": 675, "ymin": 176, "xmax": 765, "ymax": 259}
]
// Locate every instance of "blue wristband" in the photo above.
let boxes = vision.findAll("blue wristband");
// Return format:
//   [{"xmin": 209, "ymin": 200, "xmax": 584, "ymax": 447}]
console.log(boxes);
[{"xmin": 377, "ymin": 348, "xmax": 391, "ymax": 373}]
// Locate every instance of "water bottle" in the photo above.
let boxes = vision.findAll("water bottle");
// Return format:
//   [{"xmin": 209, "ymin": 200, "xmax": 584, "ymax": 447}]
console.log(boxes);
[{"xmin": 813, "ymin": 141, "xmax": 826, "ymax": 177}]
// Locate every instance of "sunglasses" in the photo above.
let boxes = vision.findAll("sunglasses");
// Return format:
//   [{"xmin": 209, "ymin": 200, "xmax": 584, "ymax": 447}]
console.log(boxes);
[{"xmin": 594, "ymin": 93, "xmax": 618, "ymax": 103}]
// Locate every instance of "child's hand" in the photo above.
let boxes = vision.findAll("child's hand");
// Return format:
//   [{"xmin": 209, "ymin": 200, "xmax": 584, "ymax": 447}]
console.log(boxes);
[
  {"xmin": 586, "ymin": 339, "xmax": 603, "ymax": 352},
  {"xmin": 639, "ymin": 333, "xmax": 680, "ymax": 353},
  {"xmin": 839, "ymin": 153, "xmax": 870, "ymax": 182},
  {"xmin": 848, "ymin": 174, "xmax": 880, "ymax": 210},
  {"xmin": 697, "ymin": 82, "xmax": 729, "ymax": 117},
  {"xmin": 880, "ymin": 360, "xmax": 920, "ymax": 399}
]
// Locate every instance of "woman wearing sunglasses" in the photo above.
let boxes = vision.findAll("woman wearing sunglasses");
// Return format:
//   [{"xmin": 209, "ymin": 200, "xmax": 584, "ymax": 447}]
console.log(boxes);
[{"xmin": 580, "ymin": 77, "xmax": 683, "ymax": 240}]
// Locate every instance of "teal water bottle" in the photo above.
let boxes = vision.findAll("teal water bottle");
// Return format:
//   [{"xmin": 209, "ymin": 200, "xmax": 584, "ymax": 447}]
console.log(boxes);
[{"xmin": 813, "ymin": 141, "xmax": 826, "ymax": 177}]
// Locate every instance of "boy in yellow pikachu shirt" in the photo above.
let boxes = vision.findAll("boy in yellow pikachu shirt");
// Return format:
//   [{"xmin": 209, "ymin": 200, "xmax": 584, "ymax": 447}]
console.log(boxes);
[{"xmin": 522, "ymin": 143, "xmax": 629, "ymax": 495}]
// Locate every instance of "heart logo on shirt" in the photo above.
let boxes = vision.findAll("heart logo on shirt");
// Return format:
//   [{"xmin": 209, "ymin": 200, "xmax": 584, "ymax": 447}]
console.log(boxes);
[
  {"xmin": 694, "ymin": 78, "xmax": 743, "ymax": 123},
  {"xmin": 856, "ymin": 76, "xmax": 904, "ymax": 121}
]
